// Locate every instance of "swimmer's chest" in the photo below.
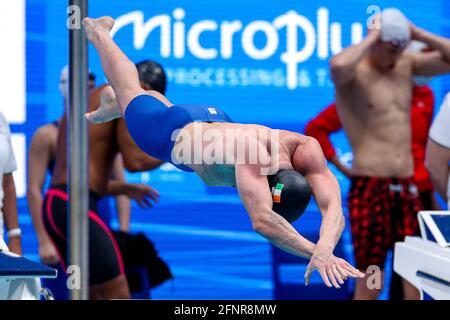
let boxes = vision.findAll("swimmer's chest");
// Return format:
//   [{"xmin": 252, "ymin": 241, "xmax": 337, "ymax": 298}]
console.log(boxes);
[{"xmin": 351, "ymin": 61, "xmax": 412, "ymax": 114}]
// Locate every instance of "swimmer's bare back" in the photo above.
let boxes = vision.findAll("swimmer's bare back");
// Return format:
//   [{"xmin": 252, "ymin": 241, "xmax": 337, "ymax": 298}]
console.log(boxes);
[
  {"xmin": 174, "ymin": 121, "xmax": 308, "ymax": 186},
  {"xmin": 87, "ymin": 86, "xmax": 308, "ymax": 187}
]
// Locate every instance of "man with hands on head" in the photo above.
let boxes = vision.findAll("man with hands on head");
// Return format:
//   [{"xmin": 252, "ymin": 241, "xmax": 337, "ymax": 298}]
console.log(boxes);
[
  {"xmin": 306, "ymin": 39, "xmax": 440, "ymax": 210},
  {"xmin": 329, "ymin": 8, "xmax": 450, "ymax": 299},
  {"xmin": 306, "ymin": 41, "xmax": 440, "ymax": 300}
]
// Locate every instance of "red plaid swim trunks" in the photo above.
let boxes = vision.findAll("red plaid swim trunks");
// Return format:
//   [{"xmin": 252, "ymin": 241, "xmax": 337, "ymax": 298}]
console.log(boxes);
[{"xmin": 348, "ymin": 176, "xmax": 423, "ymax": 271}]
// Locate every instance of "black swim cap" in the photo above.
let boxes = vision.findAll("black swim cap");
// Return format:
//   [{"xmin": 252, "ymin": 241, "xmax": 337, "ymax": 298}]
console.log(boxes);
[
  {"xmin": 268, "ymin": 170, "xmax": 312, "ymax": 223},
  {"xmin": 135, "ymin": 60, "xmax": 167, "ymax": 94}
]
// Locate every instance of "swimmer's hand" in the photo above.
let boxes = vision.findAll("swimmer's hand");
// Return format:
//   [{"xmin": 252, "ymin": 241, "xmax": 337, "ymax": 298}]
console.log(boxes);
[
  {"xmin": 304, "ymin": 245, "xmax": 365, "ymax": 288},
  {"xmin": 124, "ymin": 183, "xmax": 160, "ymax": 209},
  {"xmin": 85, "ymin": 86, "xmax": 122, "ymax": 123},
  {"xmin": 39, "ymin": 240, "xmax": 59, "ymax": 265}
]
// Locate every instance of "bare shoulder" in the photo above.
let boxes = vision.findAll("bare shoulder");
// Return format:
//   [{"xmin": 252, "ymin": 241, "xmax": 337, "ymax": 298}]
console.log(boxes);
[
  {"xmin": 399, "ymin": 51, "xmax": 417, "ymax": 68},
  {"xmin": 291, "ymin": 135, "xmax": 326, "ymax": 173},
  {"xmin": 33, "ymin": 124, "xmax": 58, "ymax": 143},
  {"xmin": 30, "ymin": 123, "xmax": 59, "ymax": 156},
  {"xmin": 280, "ymin": 130, "xmax": 310, "ymax": 145},
  {"xmin": 282, "ymin": 132, "xmax": 322, "ymax": 158},
  {"xmin": 402, "ymin": 51, "xmax": 418, "ymax": 62},
  {"xmin": 299, "ymin": 135, "xmax": 322, "ymax": 153}
]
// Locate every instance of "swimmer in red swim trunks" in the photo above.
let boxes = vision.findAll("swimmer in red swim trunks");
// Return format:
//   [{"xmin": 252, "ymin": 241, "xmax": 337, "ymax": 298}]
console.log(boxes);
[
  {"xmin": 305, "ymin": 64, "xmax": 440, "ymax": 300},
  {"xmin": 329, "ymin": 8, "xmax": 450, "ymax": 299}
]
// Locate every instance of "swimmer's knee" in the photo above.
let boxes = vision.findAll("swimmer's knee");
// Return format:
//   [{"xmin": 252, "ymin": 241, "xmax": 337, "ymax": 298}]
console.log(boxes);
[{"xmin": 89, "ymin": 274, "xmax": 130, "ymax": 300}]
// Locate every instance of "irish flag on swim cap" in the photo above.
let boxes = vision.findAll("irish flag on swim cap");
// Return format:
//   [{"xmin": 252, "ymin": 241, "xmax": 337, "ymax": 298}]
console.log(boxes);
[{"xmin": 272, "ymin": 183, "xmax": 284, "ymax": 203}]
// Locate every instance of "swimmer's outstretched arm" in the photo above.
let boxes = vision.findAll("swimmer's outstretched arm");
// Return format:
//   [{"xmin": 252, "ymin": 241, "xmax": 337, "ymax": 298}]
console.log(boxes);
[
  {"xmin": 235, "ymin": 162, "xmax": 315, "ymax": 258},
  {"xmin": 296, "ymin": 138, "xmax": 345, "ymax": 255},
  {"xmin": 295, "ymin": 138, "xmax": 364, "ymax": 285},
  {"xmin": 235, "ymin": 140, "xmax": 364, "ymax": 288}
]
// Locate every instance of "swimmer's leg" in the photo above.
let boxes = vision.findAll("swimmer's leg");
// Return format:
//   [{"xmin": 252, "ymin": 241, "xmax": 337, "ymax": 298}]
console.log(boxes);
[
  {"xmin": 85, "ymin": 86, "xmax": 173, "ymax": 123},
  {"xmin": 83, "ymin": 17, "xmax": 144, "ymax": 112},
  {"xmin": 83, "ymin": 17, "xmax": 173, "ymax": 124},
  {"xmin": 89, "ymin": 274, "xmax": 130, "ymax": 300}
]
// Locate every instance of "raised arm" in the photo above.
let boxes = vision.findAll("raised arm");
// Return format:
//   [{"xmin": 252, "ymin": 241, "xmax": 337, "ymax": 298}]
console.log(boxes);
[
  {"xmin": 412, "ymin": 51, "xmax": 450, "ymax": 76},
  {"xmin": 330, "ymin": 29, "xmax": 380, "ymax": 86},
  {"xmin": 411, "ymin": 24, "xmax": 450, "ymax": 76}
]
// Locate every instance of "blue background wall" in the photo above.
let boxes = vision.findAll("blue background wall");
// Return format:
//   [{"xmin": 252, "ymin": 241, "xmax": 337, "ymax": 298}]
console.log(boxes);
[{"xmin": 11, "ymin": 0, "xmax": 450, "ymax": 299}]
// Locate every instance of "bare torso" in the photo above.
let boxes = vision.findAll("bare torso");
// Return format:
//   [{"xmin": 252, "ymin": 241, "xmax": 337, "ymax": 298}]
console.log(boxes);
[
  {"xmin": 175, "ymin": 122, "xmax": 305, "ymax": 186},
  {"xmin": 51, "ymin": 85, "xmax": 118, "ymax": 194},
  {"xmin": 336, "ymin": 53, "xmax": 415, "ymax": 178}
]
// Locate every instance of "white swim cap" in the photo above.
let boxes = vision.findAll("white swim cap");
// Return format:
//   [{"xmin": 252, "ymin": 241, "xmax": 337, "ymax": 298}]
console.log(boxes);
[
  {"xmin": 407, "ymin": 40, "xmax": 426, "ymax": 53},
  {"xmin": 381, "ymin": 8, "xmax": 411, "ymax": 46}
]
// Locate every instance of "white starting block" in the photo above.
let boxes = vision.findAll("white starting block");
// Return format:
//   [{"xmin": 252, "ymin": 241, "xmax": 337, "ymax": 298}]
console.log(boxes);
[
  {"xmin": 394, "ymin": 211, "xmax": 450, "ymax": 300},
  {"xmin": 0, "ymin": 237, "xmax": 57, "ymax": 300}
]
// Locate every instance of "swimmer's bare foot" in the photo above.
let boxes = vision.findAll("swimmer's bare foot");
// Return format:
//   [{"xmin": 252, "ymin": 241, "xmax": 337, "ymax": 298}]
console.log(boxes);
[
  {"xmin": 85, "ymin": 86, "xmax": 122, "ymax": 123},
  {"xmin": 82, "ymin": 16, "xmax": 115, "ymax": 42}
]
